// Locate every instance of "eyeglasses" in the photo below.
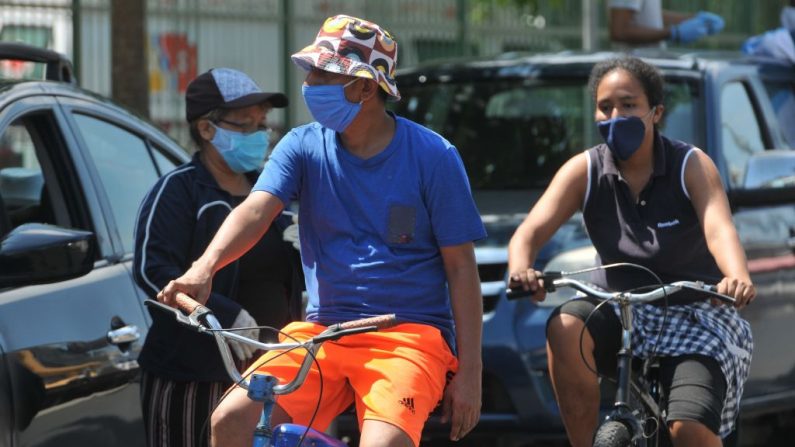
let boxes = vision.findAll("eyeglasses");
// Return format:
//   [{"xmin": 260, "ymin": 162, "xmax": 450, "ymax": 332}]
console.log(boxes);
[{"xmin": 214, "ymin": 119, "xmax": 269, "ymax": 135}]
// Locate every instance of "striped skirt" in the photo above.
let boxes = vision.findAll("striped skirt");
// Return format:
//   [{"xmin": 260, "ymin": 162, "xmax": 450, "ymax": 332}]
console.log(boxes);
[{"xmin": 140, "ymin": 370, "xmax": 230, "ymax": 447}]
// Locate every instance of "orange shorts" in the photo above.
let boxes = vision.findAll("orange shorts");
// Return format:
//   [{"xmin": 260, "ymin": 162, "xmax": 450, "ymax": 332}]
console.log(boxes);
[{"xmin": 244, "ymin": 321, "xmax": 458, "ymax": 446}]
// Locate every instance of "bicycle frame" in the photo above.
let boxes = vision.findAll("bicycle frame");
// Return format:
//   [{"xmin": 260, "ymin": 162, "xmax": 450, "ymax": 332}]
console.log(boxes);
[
  {"xmin": 607, "ymin": 295, "xmax": 663, "ymax": 445},
  {"xmin": 507, "ymin": 273, "xmax": 734, "ymax": 447},
  {"xmin": 145, "ymin": 297, "xmax": 395, "ymax": 447}
]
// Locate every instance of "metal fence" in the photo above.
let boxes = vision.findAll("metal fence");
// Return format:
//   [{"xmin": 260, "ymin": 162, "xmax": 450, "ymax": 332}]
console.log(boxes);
[{"xmin": 0, "ymin": 0, "xmax": 786, "ymax": 147}]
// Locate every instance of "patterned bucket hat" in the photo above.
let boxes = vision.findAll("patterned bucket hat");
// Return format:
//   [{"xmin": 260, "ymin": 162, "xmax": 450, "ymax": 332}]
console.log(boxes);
[{"xmin": 291, "ymin": 15, "xmax": 400, "ymax": 100}]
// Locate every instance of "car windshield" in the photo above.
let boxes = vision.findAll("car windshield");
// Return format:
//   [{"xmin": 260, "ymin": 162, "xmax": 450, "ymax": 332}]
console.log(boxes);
[{"xmin": 393, "ymin": 76, "xmax": 703, "ymax": 190}]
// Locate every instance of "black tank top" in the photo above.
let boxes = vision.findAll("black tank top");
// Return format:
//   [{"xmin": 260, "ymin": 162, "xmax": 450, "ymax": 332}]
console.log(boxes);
[{"xmin": 583, "ymin": 133, "xmax": 722, "ymax": 291}]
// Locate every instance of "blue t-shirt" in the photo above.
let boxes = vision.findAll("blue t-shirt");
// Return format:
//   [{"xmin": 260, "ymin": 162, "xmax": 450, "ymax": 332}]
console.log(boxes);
[{"xmin": 253, "ymin": 115, "xmax": 486, "ymax": 348}]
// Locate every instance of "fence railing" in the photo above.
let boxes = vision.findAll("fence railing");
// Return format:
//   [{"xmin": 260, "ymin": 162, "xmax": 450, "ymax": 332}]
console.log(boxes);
[{"xmin": 0, "ymin": 0, "xmax": 784, "ymax": 147}]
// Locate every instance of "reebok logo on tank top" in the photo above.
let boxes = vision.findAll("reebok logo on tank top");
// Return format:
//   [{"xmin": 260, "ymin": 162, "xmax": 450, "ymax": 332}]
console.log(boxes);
[{"xmin": 656, "ymin": 219, "xmax": 680, "ymax": 228}]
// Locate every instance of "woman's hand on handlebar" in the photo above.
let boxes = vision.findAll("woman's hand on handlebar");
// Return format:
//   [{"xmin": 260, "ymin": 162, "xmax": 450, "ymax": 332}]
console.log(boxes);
[
  {"xmin": 717, "ymin": 276, "xmax": 756, "ymax": 309},
  {"xmin": 508, "ymin": 268, "xmax": 547, "ymax": 302},
  {"xmin": 157, "ymin": 262, "xmax": 214, "ymax": 308}
]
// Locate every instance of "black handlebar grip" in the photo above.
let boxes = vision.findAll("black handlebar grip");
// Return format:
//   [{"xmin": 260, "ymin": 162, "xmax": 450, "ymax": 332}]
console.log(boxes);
[
  {"xmin": 506, "ymin": 287, "xmax": 534, "ymax": 300},
  {"xmin": 505, "ymin": 271, "xmax": 563, "ymax": 299},
  {"xmin": 338, "ymin": 314, "xmax": 398, "ymax": 330}
]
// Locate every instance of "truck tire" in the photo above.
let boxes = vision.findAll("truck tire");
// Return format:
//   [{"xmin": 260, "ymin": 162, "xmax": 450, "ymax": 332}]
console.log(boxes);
[{"xmin": 593, "ymin": 420, "xmax": 633, "ymax": 447}]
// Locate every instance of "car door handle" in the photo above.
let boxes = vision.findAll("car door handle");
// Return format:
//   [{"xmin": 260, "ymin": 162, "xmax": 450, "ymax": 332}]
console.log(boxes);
[{"xmin": 107, "ymin": 325, "xmax": 141, "ymax": 345}]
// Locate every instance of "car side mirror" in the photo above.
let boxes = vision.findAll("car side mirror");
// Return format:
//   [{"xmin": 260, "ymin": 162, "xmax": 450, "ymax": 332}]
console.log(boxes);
[
  {"xmin": 0, "ymin": 223, "xmax": 95, "ymax": 288},
  {"xmin": 729, "ymin": 150, "xmax": 795, "ymax": 208}
]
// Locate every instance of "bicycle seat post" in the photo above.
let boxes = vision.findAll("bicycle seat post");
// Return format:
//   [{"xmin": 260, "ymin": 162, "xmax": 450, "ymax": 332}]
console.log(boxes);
[{"xmin": 248, "ymin": 373, "xmax": 279, "ymax": 446}]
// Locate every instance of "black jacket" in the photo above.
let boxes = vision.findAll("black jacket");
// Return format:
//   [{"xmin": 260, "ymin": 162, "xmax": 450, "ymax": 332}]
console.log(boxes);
[{"xmin": 133, "ymin": 153, "xmax": 302, "ymax": 381}]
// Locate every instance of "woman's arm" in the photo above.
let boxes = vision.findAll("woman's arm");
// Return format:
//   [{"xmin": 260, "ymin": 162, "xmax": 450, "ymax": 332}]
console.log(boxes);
[
  {"xmin": 685, "ymin": 149, "xmax": 756, "ymax": 307},
  {"xmin": 508, "ymin": 153, "xmax": 588, "ymax": 300}
]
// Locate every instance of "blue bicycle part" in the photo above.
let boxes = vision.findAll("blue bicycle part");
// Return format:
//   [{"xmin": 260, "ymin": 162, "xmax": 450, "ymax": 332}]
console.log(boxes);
[
  {"xmin": 249, "ymin": 373, "xmax": 347, "ymax": 447},
  {"xmin": 272, "ymin": 423, "xmax": 348, "ymax": 447},
  {"xmin": 249, "ymin": 374, "xmax": 278, "ymax": 447}
]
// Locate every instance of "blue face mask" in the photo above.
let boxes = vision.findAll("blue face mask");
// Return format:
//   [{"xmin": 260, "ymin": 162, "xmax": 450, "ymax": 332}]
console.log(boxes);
[
  {"xmin": 210, "ymin": 124, "xmax": 270, "ymax": 173},
  {"xmin": 301, "ymin": 78, "xmax": 362, "ymax": 133},
  {"xmin": 596, "ymin": 108, "xmax": 655, "ymax": 161}
]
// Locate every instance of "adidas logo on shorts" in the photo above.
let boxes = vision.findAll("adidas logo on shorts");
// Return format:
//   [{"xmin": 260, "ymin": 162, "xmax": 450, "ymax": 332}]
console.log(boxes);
[{"xmin": 399, "ymin": 397, "xmax": 416, "ymax": 415}]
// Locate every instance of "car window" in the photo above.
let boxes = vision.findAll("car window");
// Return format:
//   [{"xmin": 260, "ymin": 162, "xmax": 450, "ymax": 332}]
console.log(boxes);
[
  {"xmin": 659, "ymin": 79, "xmax": 701, "ymax": 147},
  {"xmin": 0, "ymin": 119, "xmax": 56, "ymax": 231},
  {"xmin": 150, "ymin": 143, "xmax": 181, "ymax": 175},
  {"xmin": 394, "ymin": 77, "xmax": 701, "ymax": 190},
  {"xmin": 396, "ymin": 80, "xmax": 593, "ymax": 189},
  {"xmin": 72, "ymin": 114, "xmax": 160, "ymax": 253},
  {"xmin": 762, "ymin": 80, "xmax": 795, "ymax": 149},
  {"xmin": 720, "ymin": 82, "xmax": 767, "ymax": 188}
]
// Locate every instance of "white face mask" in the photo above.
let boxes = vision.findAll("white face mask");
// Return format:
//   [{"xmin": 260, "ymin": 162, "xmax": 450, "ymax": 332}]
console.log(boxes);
[{"xmin": 782, "ymin": 6, "xmax": 795, "ymax": 30}]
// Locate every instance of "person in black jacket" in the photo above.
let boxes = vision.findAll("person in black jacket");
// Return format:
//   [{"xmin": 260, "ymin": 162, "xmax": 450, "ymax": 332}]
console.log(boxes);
[{"xmin": 133, "ymin": 68, "xmax": 302, "ymax": 447}]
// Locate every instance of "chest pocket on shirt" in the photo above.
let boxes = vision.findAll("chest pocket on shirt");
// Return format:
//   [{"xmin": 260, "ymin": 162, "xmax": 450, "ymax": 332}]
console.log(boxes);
[{"xmin": 386, "ymin": 204, "xmax": 416, "ymax": 245}]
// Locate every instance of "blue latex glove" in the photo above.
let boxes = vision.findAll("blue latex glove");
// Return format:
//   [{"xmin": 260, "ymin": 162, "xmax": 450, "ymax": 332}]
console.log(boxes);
[
  {"xmin": 696, "ymin": 11, "xmax": 725, "ymax": 35},
  {"xmin": 670, "ymin": 16, "xmax": 709, "ymax": 44}
]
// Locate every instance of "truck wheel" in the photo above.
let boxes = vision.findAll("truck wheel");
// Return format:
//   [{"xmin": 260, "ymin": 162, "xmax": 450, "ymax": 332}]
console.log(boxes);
[{"xmin": 593, "ymin": 420, "xmax": 633, "ymax": 447}]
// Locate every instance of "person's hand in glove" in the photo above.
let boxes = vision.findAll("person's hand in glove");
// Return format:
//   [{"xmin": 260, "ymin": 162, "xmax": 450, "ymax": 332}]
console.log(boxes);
[
  {"xmin": 282, "ymin": 213, "xmax": 300, "ymax": 252},
  {"xmin": 695, "ymin": 11, "xmax": 725, "ymax": 35},
  {"xmin": 670, "ymin": 11, "xmax": 724, "ymax": 45},
  {"xmin": 228, "ymin": 308, "xmax": 260, "ymax": 361},
  {"xmin": 669, "ymin": 15, "xmax": 710, "ymax": 44}
]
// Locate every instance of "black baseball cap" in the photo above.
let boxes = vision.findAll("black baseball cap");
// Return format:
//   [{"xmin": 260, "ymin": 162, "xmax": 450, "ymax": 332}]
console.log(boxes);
[{"xmin": 185, "ymin": 68, "xmax": 288, "ymax": 121}]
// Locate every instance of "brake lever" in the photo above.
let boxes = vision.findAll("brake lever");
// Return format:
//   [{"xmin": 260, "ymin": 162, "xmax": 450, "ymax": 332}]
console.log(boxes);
[
  {"xmin": 313, "ymin": 325, "xmax": 378, "ymax": 343},
  {"xmin": 144, "ymin": 299, "xmax": 212, "ymax": 332},
  {"xmin": 144, "ymin": 299, "xmax": 197, "ymax": 329}
]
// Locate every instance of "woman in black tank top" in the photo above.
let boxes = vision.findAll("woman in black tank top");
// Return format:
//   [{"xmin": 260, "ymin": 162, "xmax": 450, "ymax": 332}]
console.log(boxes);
[{"xmin": 507, "ymin": 56, "xmax": 755, "ymax": 447}]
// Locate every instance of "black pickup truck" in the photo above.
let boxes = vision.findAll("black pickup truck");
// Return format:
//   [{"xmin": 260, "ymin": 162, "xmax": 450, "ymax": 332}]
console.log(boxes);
[{"xmin": 390, "ymin": 50, "xmax": 795, "ymax": 446}]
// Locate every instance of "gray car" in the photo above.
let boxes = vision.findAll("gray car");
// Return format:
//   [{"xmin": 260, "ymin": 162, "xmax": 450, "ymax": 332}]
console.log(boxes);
[{"xmin": 0, "ymin": 43, "xmax": 189, "ymax": 446}]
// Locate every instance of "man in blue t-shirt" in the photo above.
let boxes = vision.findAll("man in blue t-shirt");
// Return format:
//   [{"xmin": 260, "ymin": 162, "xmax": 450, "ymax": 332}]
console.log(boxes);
[{"xmin": 159, "ymin": 14, "xmax": 486, "ymax": 447}]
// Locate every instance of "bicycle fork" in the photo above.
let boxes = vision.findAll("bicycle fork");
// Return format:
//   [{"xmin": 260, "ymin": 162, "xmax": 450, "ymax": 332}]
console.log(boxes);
[
  {"xmin": 608, "ymin": 299, "xmax": 645, "ymax": 442},
  {"xmin": 248, "ymin": 374, "xmax": 279, "ymax": 447}
]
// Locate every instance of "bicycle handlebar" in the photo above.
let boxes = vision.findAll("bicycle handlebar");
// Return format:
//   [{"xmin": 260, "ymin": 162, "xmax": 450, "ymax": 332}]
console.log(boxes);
[
  {"xmin": 505, "ymin": 271, "xmax": 735, "ymax": 305},
  {"xmin": 144, "ymin": 293, "xmax": 398, "ymax": 394}
]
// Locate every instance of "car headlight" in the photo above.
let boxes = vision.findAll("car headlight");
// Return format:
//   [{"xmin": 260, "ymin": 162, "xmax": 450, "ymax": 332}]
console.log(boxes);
[{"xmin": 535, "ymin": 245, "xmax": 598, "ymax": 307}]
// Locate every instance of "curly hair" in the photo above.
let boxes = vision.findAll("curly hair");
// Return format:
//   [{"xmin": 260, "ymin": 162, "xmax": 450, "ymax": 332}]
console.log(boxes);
[{"xmin": 587, "ymin": 56, "xmax": 665, "ymax": 107}]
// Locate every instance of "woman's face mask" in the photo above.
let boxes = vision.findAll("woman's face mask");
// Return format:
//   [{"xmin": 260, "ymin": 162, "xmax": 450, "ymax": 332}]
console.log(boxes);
[
  {"xmin": 210, "ymin": 124, "xmax": 270, "ymax": 173},
  {"xmin": 596, "ymin": 107, "xmax": 656, "ymax": 161},
  {"xmin": 301, "ymin": 78, "xmax": 362, "ymax": 133}
]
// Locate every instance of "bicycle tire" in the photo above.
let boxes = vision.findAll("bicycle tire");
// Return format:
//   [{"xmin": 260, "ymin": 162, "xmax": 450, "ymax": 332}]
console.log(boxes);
[{"xmin": 593, "ymin": 420, "xmax": 633, "ymax": 447}]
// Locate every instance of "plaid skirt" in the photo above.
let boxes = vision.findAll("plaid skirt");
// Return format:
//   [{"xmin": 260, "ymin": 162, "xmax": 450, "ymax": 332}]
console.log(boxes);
[{"xmin": 616, "ymin": 301, "xmax": 753, "ymax": 438}]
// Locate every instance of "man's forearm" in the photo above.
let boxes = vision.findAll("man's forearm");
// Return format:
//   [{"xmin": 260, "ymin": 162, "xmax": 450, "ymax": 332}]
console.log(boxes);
[
  {"xmin": 447, "ymin": 264, "xmax": 483, "ymax": 372},
  {"xmin": 454, "ymin": 296, "xmax": 483, "ymax": 374}
]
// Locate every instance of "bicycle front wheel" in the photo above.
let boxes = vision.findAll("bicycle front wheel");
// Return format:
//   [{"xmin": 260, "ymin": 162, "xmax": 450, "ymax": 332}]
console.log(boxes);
[{"xmin": 593, "ymin": 420, "xmax": 633, "ymax": 447}]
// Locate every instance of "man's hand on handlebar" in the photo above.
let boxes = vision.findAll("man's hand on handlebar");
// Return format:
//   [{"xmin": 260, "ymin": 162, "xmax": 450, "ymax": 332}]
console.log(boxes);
[
  {"xmin": 717, "ymin": 276, "xmax": 756, "ymax": 309},
  {"xmin": 157, "ymin": 262, "xmax": 214, "ymax": 308},
  {"xmin": 508, "ymin": 268, "xmax": 547, "ymax": 302}
]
